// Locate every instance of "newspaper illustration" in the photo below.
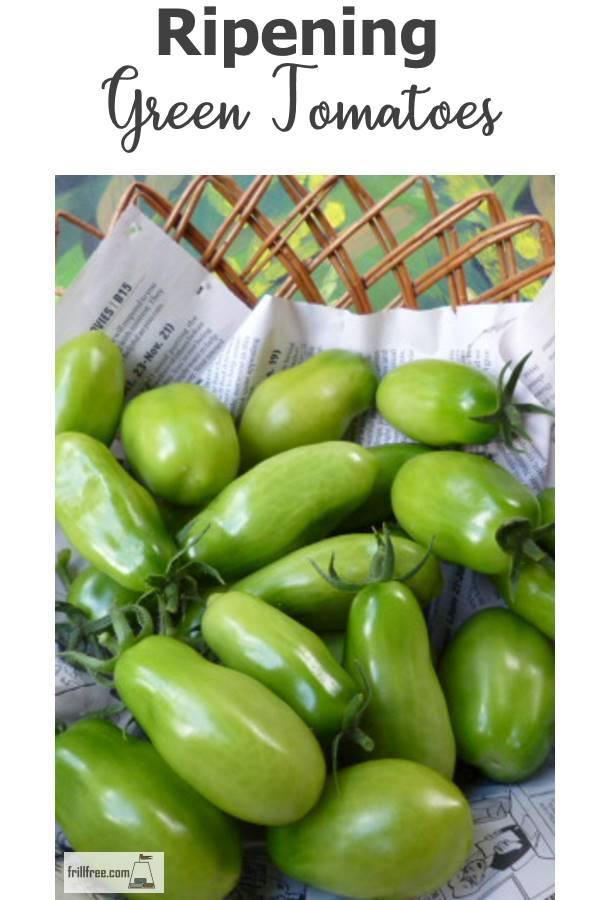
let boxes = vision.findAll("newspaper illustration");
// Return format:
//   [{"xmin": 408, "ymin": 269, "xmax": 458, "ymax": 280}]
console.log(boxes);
[{"xmin": 55, "ymin": 217, "xmax": 555, "ymax": 899}]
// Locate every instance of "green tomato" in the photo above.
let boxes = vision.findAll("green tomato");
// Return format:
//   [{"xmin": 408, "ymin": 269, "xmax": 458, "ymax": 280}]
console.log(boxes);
[
  {"xmin": 56, "ymin": 719, "xmax": 242, "ymax": 900},
  {"xmin": 268, "ymin": 759, "xmax": 473, "ymax": 900},
  {"xmin": 494, "ymin": 558, "xmax": 555, "ymax": 640},
  {"xmin": 114, "ymin": 635, "xmax": 326, "ymax": 825},
  {"xmin": 121, "ymin": 383, "xmax": 240, "ymax": 506},
  {"xmin": 335, "ymin": 442, "xmax": 432, "ymax": 532},
  {"xmin": 392, "ymin": 451, "xmax": 540, "ymax": 574},
  {"xmin": 377, "ymin": 358, "xmax": 505, "ymax": 445},
  {"xmin": 538, "ymin": 487, "xmax": 555, "ymax": 556},
  {"xmin": 439, "ymin": 608, "xmax": 555, "ymax": 782},
  {"xmin": 56, "ymin": 433, "xmax": 177, "ymax": 591},
  {"xmin": 179, "ymin": 442, "xmax": 377, "ymax": 581},
  {"xmin": 203, "ymin": 590, "xmax": 360, "ymax": 743},
  {"xmin": 235, "ymin": 532, "xmax": 443, "ymax": 630},
  {"xmin": 345, "ymin": 581, "xmax": 455, "ymax": 778},
  {"xmin": 319, "ymin": 631, "xmax": 346, "ymax": 664},
  {"xmin": 67, "ymin": 566, "xmax": 139, "ymax": 621},
  {"xmin": 56, "ymin": 332, "xmax": 125, "ymax": 444},
  {"xmin": 239, "ymin": 350, "xmax": 377, "ymax": 466}
]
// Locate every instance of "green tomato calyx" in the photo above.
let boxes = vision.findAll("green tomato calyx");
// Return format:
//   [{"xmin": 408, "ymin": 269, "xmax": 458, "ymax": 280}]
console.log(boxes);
[
  {"xmin": 469, "ymin": 352, "xmax": 554, "ymax": 448},
  {"xmin": 331, "ymin": 661, "xmax": 374, "ymax": 793},
  {"xmin": 495, "ymin": 517, "xmax": 553, "ymax": 592},
  {"xmin": 56, "ymin": 530, "xmax": 224, "ymax": 682},
  {"xmin": 310, "ymin": 527, "xmax": 434, "ymax": 593}
]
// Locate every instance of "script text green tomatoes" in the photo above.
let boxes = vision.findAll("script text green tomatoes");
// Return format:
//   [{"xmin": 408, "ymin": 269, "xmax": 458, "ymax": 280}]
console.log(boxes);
[
  {"xmin": 268, "ymin": 759, "xmax": 473, "ymax": 900},
  {"xmin": 392, "ymin": 451, "xmax": 540, "ymax": 574},
  {"xmin": 115, "ymin": 636, "xmax": 326, "ymax": 825},
  {"xmin": 377, "ymin": 358, "xmax": 501, "ymax": 445},
  {"xmin": 345, "ymin": 581, "xmax": 455, "ymax": 778},
  {"xmin": 67, "ymin": 566, "xmax": 139, "ymax": 621},
  {"xmin": 180, "ymin": 442, "xmax": 377, "ymax": 580},
  {"xmin": 56, "ymin": 433, "xmax": 177, "ymax": 591},
  {"xmin": 439, "ymin": 608, "xmax": 555, "ymax": 782},
  {"xmin": 235, "ymin": 532, "xmax": 442, "ymax": 630},
  {"xmin": 121, "ymin": 383, "xmax": 240, "ymax": 506},
  {"xmin": 203, "ymin": 590, "xmax": 360, "ymax": 742},
  {"xmin": 56, "ymin": 332, "xmax": 125, "ymax": 444},
  {"xmin": 336, "ymin": 442, "xmax": 431, "ymax": 531},
  {"xmin": 56, "ymin": 719, "xmax": 242, "ymax": 900},
  {"xmin": 239, "ymin": 350, "xmax": 377, "ymax": 465}
]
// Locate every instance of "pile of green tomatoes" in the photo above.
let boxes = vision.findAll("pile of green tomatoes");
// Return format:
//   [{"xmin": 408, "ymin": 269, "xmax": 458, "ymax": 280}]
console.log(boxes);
[{"xmin": 55, "ymin": 332, "xmax": 555, "ymax": 900}]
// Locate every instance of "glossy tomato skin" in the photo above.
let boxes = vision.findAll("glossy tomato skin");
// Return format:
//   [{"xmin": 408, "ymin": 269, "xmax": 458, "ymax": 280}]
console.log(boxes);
[
  {"xmin": 203, "ymin": 590, "xmax": 360, "ymax": 743},
  {"xmin": 235, "ymin": 532, "xmax": 443, "ymax": 630},
  {"xmin": 121, "ymin": 383, "xmax": 240, "ymax": 506},
  {"xmin": 55, "ymin": 719, "xmax": 242, "ymax": 900},
  {"xmin": 495, "ymin": 559, "xmax": 555, "ymax": 640},
  {"xmin": 56, "ymin": 433, "xmax": 177, "ymax": 591},
  {"xmin": 439, "ymin": 608, "xmax": 555, "ymax": 782},
  {"xmin": 392, "ymin": 451, "xmax": 540, "ymax": 574},
  {"xmin": 336, "ymin": 442, "xmax": 432, "ymax": 532},
  {"xmin": 67, "ymin": 566, "xmax": 139, "ymax": 621},
  {"xmin": 377, "ymin": 358, "xmax": 499, "ymax": 446},
  {"xmin": 268, "ymin": 759, "xmax": 473, "ymax": 900},
  {"xmin": 239, "ymin": 350, "xmax": 377, "ymax": 466},
  {"xmin": 56, "ymin": 332, "xmax": 125, "ymax": 444},
  {"xmin": 114, "ymin": 636, "xmax": 326, "ymax": 825},
  {"xmin": 345, "ymin": 581, "xmax": 455, "ymax": 778},
  {"xmin": 179, "ymin": 442, "xmax": 377, "ymax": 581},
  {"xmin": 538, "ymin": 487, "xmax": 555, "ymax": 557}
]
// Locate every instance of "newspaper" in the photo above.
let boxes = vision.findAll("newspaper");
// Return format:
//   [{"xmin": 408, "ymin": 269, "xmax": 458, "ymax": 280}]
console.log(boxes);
[{"xmin": 55, "ymin": 211, "xmax": 555, "ymax": 900}]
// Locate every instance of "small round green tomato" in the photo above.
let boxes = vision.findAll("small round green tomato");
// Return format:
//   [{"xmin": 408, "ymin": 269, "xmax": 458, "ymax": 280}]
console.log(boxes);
[
  {"xmin": 239, "ymin": 350, "xmax": 378, "ymax": 465},
  {"xmin": 121, "ymin": 383, "xmax": 240, "ymax": 506},
  {"xmin": 56, "ymin": 331, "xmax": 125, "ymax": 444},
  {"xmin": 439, "ymin": 608, "xmax": 555, "ymax": 782},
  {"xmin": 392, "ymin": 451, "xmax": 540, "ymax": 574},
  {"xmin": 67, "ymin": 566, "xmax": 139, "ymax": 621},
  {"xmin": 56, "ymin": 719, "xmax": 242, "ymax": 900},
  {"xmin": 377, "ymin": 358, "xmax": 500, "ymax": 446},
  {"xmin": 268, "ymin": 759, "xmax": 473, "ymax": 900}
]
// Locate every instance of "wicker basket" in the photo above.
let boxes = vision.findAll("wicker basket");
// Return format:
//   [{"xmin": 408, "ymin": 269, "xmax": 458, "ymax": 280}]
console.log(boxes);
[{"xmin": 56, "ymin": 175, "xmax": 554, "ymax": 312}]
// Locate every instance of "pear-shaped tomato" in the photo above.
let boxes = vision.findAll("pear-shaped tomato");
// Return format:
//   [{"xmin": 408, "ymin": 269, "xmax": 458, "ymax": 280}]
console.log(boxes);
[
  {"xmin": 56, "ymin": 331, "xmax": 125, "ymax": 444},
  {"xmin": 121, "ymin": 383, "xmax": 240, "ymax": 506},
  {"xmin": 203, "ymin": 590, "xmax": 360, "ymax": 743},
  {"xmin": 268, "ymin": 759, "xmax": 473, "ymax": 900},
  {"xmin": 239, "ymin": 350, "xmax": 377, "ymax": 465},
  {"xmin": 392, "ymin": 451, "xmax": 540, "ymax": 574},
  {"xmin": 56, "ymin": 719, "xmax": 242, "ymax": 900},
  {"xmin": 345, "ymin": 581, "xmax": 455, "ymax": 778},
  {"xmin": 439, "ymin": 608, "xmax": 555, "ymax": 782},
  {"xmin": 56, "ymin": 433, "xmax": 177, "ymax": 590},
  {"xmin": 234, "ymin": 532, "xmax": 442, "ymax": 630},
  {"xmin": 114, "ymin": 636, "xmax": 326, "ymax": 825},
  {"xmin": 180, "ymin": 442, "xmax": 377, "ymax": 581}
]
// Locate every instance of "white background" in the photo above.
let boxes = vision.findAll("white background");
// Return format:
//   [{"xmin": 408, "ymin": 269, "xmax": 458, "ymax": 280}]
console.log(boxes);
[{"xmin": 1, "ymin": 1, "xmax": 598, "ymax": 897}]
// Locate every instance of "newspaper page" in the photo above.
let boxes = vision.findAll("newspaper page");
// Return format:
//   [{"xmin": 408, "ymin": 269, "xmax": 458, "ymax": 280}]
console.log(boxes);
[{"xmin": 55, "ymin": 217, "xmax": 555, "ymax": 900}]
